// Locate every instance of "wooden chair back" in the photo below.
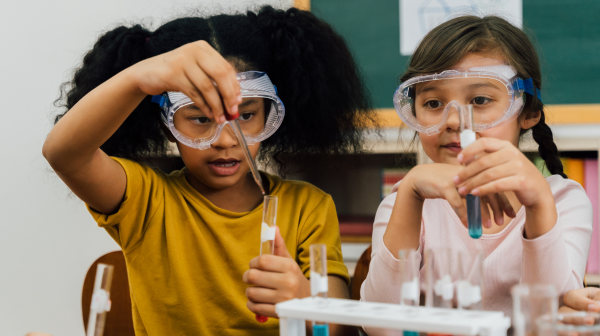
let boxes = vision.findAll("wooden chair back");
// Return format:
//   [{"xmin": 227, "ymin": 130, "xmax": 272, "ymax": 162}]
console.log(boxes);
[
  {"xmin": 82, "ymin": 251, "xmax": 135, "ymax": 336},
  {"xmin": 350, "ymin": 245, "xmax": 372, "ymax": 301}
]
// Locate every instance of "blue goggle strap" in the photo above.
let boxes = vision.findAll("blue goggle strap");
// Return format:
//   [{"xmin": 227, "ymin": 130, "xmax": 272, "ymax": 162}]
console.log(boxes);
[
  {"xmin": 514, "ymin": 78, "xmax": 542, "ymax": 103},
  {"xmin": 151, "ymin": 94, "xmax": 168, "ymax": 108}
]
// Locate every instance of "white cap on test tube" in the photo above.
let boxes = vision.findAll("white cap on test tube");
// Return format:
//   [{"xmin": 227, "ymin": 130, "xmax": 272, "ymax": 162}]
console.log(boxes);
[{"xmin": 310, "ymin": 244, "xmax": 328, "ymax": 297}]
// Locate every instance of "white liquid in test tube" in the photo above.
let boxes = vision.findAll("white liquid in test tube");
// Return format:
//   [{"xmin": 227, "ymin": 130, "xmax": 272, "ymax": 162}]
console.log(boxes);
[
  {"xmin": 87, "ymin": 263, "xmax": 114, "ymax": 336},
  {"xmin": 460, "ymin": 105, "xmax": 482, "ymax": 239},
  {"xmin": 256, "ymin": 195, "xmax": 278, "ymax": 323},
  {"xmin": 310, "ymin": 244, "xmax": 329, "ymax": 336}
]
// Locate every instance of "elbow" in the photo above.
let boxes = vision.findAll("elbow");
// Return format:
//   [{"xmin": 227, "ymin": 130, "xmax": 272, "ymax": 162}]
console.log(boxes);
[{"xmin": 42, "ymin": 137, "xmax": 62, "ymax": 172}]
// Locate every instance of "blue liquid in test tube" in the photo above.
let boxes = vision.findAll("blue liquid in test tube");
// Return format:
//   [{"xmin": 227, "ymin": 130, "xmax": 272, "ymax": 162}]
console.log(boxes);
[{"xmin": 466, "ymin": 194, "xmax": 482, "ymax": 238}]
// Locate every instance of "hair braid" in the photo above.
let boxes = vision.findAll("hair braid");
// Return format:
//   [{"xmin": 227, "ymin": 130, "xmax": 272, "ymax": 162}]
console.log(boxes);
[{"xmin": 531, "ymin": 109, "xmax": 566, "ymax": 178}]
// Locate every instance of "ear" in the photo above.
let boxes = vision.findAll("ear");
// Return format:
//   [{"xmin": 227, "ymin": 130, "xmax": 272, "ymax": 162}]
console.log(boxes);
[
  {"xmin": 160, "ymin": 123, "xmax": 177, "ymax": 143},
  {"xmin": 520, "ymin": 110, "xmax": 541, "ymax": 130}
]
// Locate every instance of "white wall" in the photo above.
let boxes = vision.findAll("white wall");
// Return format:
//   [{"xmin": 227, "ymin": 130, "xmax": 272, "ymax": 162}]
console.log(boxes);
[{"xmin": 0, "ymin": 0, "xmax": 291, "ymax": 334}]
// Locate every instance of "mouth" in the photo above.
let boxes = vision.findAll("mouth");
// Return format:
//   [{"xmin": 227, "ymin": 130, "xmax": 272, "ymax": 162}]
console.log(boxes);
[
  {"xmin": 441, "ymin": 142, "xmax": 462, "ymax": 152},
  {"xmin": 208, "ymin": 158, "xmax": 242, "ymax": 175}
]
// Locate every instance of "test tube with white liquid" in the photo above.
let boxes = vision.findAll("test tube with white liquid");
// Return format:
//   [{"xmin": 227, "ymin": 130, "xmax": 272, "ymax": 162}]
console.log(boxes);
[
  {"xmin": 256, "ymin": 195, "xmax": 278, "ymax": 323},
  {"xmin": 457, "ymin": 249, "xmax": 484, "ymax": 311},
  {"xmin": 399, "ymin": 249, "xmax": 420, "ymax": 336},
  {"xmin": 460, "ymin": 104, "xmax": 482, "ymax": 239},
  {"xmin": 425, "ymin": 248, "xmax": 454, "ymax": 309},
  {"xmin": 86, "ymin": 263, "xmax": 114, "ymax": 336},
  {"xmin": 310, "ymin": 244, "xmax": 329, "ymax": 336}
]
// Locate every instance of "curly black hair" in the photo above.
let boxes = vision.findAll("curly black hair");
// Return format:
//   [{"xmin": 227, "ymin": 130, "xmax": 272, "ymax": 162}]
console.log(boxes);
[{"xmin": 55, "ymin": 6, "xmax": 376, "ymax": 174}]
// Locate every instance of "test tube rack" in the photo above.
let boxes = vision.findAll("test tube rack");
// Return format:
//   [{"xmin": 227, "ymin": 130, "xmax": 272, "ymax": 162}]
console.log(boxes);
[{"xmin": 276, "ymin": 297, "xmax": 511, "ymax": 336}]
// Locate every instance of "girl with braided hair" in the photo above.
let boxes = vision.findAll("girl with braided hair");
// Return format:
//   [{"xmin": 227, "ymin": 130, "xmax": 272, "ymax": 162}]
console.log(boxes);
[
  {"xmin": 361, "ymin": 15, "xmax": 592, "ymax": 335},
  {"xmin": 43, "ymin": 6, "xmax": 373, "ymax": 335}
]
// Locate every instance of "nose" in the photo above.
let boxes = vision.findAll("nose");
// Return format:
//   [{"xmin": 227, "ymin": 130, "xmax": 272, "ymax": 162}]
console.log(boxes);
[
  {"xmin": 446, "ymin": 106, "xmax": 461, "ymax": 132},
  {"xmin": 211, "ymin": 123, "xmax": 238, "ymax": 149}
]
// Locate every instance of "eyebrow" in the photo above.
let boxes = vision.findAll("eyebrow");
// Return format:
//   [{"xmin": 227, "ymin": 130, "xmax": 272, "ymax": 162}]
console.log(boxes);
[
  {"xmin": 416, "ymin": 81, "xmax": 503, "ymax": 95},
  {"xmin": 239, "ymin": 98, "xmax": 258, "ymax": 108}
]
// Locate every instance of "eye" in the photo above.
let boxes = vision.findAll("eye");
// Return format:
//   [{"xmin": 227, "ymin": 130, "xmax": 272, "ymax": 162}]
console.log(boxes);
[
  {"xmin": 239, "ymin": 113, "xmax": 255, "ymax": 121},
  {"xmin": 472, "ymin": 97, "xmax": 491, "ymax": 105},
  {"xmin": 190, "ymin": 117, "xmax": 211, "ymax": 125},
  {"xmin": 425, "ymin": 100, "xmax": 443, "ymax": 109}
]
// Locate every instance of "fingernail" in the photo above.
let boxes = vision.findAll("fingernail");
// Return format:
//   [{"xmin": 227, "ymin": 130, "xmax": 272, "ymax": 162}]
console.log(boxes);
[
  {"xmin": 457, "ymin": 153, "xmax": 464, "ymax": 163},
  {"xmin": 237, "ymin": 94, "xmax": 242, "ymax": 103},
  {"xmin": 497, "ymin": 217, "xmax": 504, "ymax": 225},
  {"xmin": 453, "ymin": 176, "xmax": 460, "ymax": 184},
  {"xmin": 485, "ymin": 219, "xmax": 492, "ymax": 228},
  {"xmin": 231, "ymin": 104, "xmax": 238, "ymax": 114},
  {"xmin": 472, "ymin": 188, "xmax": 480, "ymax": 195},
  {"xmin": 589, "ymin": 303, "xmax": 600, "ymax": 312},
  {"xmin": 219, "ymin": 115, "xmax": 226, "ymax": 124},
  {"xmin": 458, "ymin": 186, "xmax": 467, "ymax": 195}
]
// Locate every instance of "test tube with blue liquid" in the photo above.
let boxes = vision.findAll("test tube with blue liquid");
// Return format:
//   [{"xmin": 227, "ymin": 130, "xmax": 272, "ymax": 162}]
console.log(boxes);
[
  {"xmin": 310, "ymin": 244, "xmax": 329, "ymax": 336},
  {"xmin": 459, "ymin": 104, "xmax": 482, "ymax": 239},
  {"xmin": 255, "ymin": 195, "xmax": 278, "ymax": 323}
]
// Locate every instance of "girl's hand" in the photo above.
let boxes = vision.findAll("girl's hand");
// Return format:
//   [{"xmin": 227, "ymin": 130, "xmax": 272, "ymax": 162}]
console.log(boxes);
[
  {"xmin": 455, "ymin": 137, "xmax": 556, "ymax": 238},
  {"xmin": 405, "ymin": 163, "xmax": 515, "ymax": 228},
  {"xmin": 243, "ymin": 228, "xmax": 310, "ymax": 318},
  {"xmin": 130, "ymin": 40, "xmax": 241, "ymax": 123},
  {"xmin": 455, "ymin": 137, "xmax": 552, "ymax": 207},
  {"xmin": 560, "ymin": 287, "xmax": 600, "ymax": 313}
]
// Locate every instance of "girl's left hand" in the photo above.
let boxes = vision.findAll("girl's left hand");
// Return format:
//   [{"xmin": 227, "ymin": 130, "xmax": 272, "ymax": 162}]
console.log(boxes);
[
  {"xmin": 454, "ymin": 137, "xmax": 557, "ymax": 238},
  {"xmin": 454, "ymin": 137, "xmax": 552, "ymax": 208},
  {"xmin": 243, "ymin": 228, "xmax": 310, "ymax": 318}
]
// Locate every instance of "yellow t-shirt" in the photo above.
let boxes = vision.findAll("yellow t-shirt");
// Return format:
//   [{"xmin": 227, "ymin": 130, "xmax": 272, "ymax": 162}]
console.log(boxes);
[{"xmin": 87, "ymin": 157, "xmax": 349, "ymax": 336}]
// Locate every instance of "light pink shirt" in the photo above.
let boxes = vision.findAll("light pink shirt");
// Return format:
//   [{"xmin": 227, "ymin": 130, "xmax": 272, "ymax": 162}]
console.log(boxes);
[{"xmin": 360, "ymin": 175, "xmax": 592, "ymax": 336}]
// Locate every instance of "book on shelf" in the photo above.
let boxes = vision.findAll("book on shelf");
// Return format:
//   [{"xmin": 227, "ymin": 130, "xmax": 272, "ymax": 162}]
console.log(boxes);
[
  {"xmin": 381, "ymin": 168, "xmax": 408, "ymax": 199},
  {"xmin": 585, "ymin": 159, "xmax": 599, "ymax": 274},
  {"xmin": 338, "ymin": 216, "xmax": 374, "ymax": 237}
]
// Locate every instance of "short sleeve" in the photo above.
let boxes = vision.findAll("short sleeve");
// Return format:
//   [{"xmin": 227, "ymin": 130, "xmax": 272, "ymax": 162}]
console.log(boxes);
[
  {"xmin": 296, "ymin": 194, "xmax": 350, "ymax": 285},
  {"xmin": 86, "ymin": 157, "xmax": 165, "ymax": 251}
]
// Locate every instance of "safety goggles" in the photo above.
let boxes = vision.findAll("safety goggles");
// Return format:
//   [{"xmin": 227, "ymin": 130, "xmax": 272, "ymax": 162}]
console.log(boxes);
[
  {"xmin": 152, "ymin": 71, "xmax": 285, "ymax": 150},
  {"xmin": 393, "ymin": 65, "xmax": 541, "ymax": 135}
]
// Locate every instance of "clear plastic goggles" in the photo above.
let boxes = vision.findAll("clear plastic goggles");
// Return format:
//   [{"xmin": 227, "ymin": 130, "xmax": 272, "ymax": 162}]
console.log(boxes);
[
  {"xmin": 393, "ymin": 65, "xmax": 541, "ymax": 135},
  {"xmin": 152, "ymin": 71, "xmax": 285, "ymax": 150}
]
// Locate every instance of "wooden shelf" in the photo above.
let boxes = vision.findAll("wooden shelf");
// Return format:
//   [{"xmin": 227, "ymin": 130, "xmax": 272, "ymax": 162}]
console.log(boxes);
[{"xmin": 373, "ymin": 104, "xmax": 600, "ymax": 129}]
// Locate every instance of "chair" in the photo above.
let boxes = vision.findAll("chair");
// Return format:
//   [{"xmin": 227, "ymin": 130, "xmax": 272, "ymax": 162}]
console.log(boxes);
[
  {"xmin": 82, "ymin": 251, "xmax": 135, "ymax": 336},
  {"xmin": 350, "ymin": 245, "xmax": 372, "ymax": 301}
]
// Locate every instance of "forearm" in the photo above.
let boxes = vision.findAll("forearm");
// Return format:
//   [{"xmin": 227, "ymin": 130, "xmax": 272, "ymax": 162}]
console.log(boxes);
[
  {"xmin": 43, "ymin": 68, "xmax": 146, "ymax": 173},
  {"xmin": 523, "ymin": 193, "xmax": 557, "ymax": 239},
  {"xmin": 383, "ymin": 179, "xmax": 424, "ymax": 252}
]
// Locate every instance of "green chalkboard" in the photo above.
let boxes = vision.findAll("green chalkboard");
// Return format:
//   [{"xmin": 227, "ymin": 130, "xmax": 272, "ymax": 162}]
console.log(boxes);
[{"xmin": 312, "ymin": 0, "xmax": 600, "ymax": 108}]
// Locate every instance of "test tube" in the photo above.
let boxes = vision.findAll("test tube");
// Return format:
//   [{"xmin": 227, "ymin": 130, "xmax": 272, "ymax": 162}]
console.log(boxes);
[
  {"xmin": 399, "ymin": 249, "xmax": 420, "ymax": 336},
  {"xmin": 456, "ymin": 249, "xmax": 484, "ymax": 310},
  {"xmin": 256, "ymin": 195, "xmax": 278, "ymax": 323},
  {"xmin": 425, "ymin": 248, "xmax": 453, "ymax": 309},
  {"xmin": 310, "ymin": 244, "xmax": 329, "ymax": 336},
  {"xmin": 459, "ymin": 104, "xmax": 482, "ymax": 239},
  {"xmin": 86, "ymin": 263, "xmax": 114, "ymax": 336},
  {"xmin": 511, "ymin": 284, "xmax": 558, "ymax": 336}
]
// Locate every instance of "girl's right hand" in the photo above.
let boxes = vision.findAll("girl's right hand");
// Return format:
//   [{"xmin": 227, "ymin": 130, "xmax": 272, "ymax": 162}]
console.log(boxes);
[
  {"xmin": 560, "ymin": 288, "xmax": 600, "ymax": 313},
  {"xmin": 129, "ymin": 40, "xmax": 241, "ymax": 123},
  {"xmin": 404, "ymin": 163, "xmax": 515, "ymax": 228}
]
